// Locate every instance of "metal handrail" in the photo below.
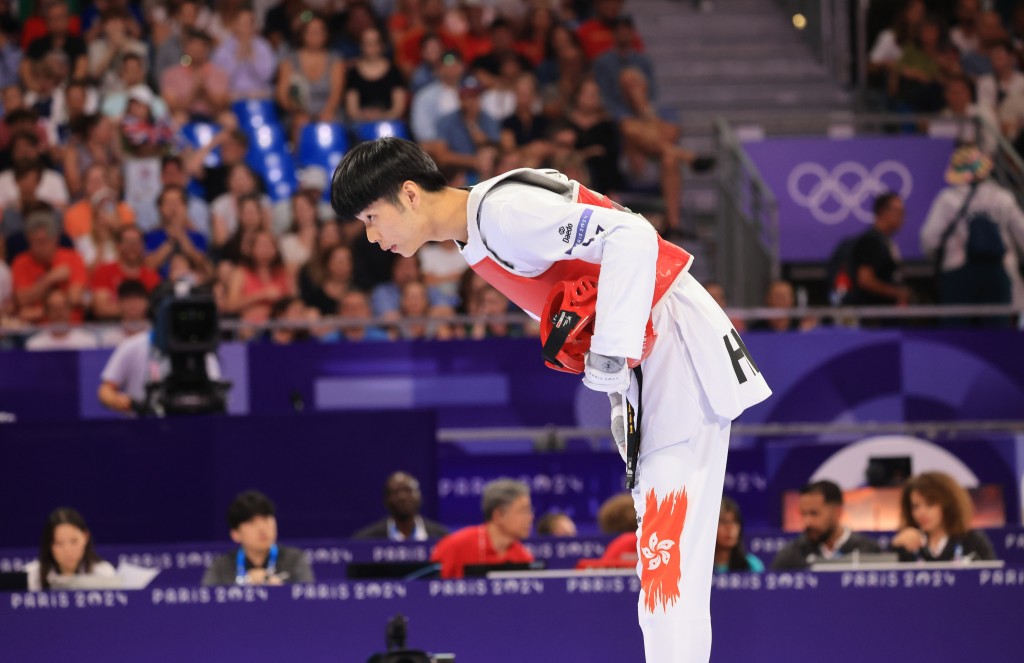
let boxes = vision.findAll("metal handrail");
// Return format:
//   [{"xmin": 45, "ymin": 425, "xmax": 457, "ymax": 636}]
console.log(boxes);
[
  {"xmin": 437, "ymin": 420, "xmax": 1024, "ymax": 444},
  {"xmin": 714, "ymin": 117, "xmax": 781, "ymax": 308},
  {"xmin": 2, "ymin": 304, "xmax": 1021, "ymax": 341}
]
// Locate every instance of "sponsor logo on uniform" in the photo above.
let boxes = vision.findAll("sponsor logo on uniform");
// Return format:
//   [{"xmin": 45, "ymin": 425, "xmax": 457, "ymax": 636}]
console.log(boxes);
[
  {"xmin": 564, "ymin": 209, "xmax": 594, "ymax": 255},
  {"xmin": 558, "ymin": 223, "xmax": 574, "ymax": 243}
]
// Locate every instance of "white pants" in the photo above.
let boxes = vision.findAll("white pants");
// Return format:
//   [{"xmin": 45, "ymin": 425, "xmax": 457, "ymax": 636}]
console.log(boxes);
[
  {"xmin": 625, "ymin": 273, "xmax": 768, "ymax": 663},
  {"xmin": 631, "ymin": 418, "xmax": 730, "ymax": 663}
]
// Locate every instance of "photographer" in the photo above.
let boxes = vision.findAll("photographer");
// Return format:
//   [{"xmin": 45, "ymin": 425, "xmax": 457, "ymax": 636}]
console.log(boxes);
[{"xmin": 97, "ymin": 281, "xmax": 224, "ymax": 415}]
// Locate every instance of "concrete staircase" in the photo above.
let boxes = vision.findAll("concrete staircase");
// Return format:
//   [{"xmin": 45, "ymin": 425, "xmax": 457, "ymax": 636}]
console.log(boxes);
[{"xmin": 627, "ymin": 0, "xmax": 853, "ymax": 278}]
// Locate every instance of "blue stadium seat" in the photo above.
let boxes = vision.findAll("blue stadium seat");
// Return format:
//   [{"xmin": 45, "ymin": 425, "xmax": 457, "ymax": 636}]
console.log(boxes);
[
  {"xmin": 232, "ymin": 99, "xmax": 278, "ymax": 130},
  {"xmin": 296, "ymin": 122, "xmax": 348, "ymax": 169},
  {"xmin": 354, "ymin": 120, "xmax": 411, "ymax": 143},
  {"xmin": 296, "ymin": 122, "xmax": 348, "ymax": 199},
  {"xmin": 180, "ymin": 122, "xmax": 221, "ymax": 168},
  {"xmin": 246, "ymin": 149, "xmax": 297, "ymax": 202}
]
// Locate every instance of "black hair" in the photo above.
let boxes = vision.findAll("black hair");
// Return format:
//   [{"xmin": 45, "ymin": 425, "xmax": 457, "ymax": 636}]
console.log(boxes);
[
  {"xmin": 330, "ymin": 137, "xmax": 447, "ymax": 221},
  {"xmin": 490, "ymin": 17, "xmax": 514, "ymax": 33},
  {"xmin": 161, "ymin": 154, "xmax": 184, "ymax": 170},
  {"xmin": 269, "ymin": 295, "xmax": 301, "ymax": 320},
  {"xmin": 227, "ymin": 490, "xmax": 276, "ymax": 530},
  {"xmin": 872, "ymin": 191, "xmax": 900, "ymax": 216},
  {"xmin": 13, "ymin": 159, "xmax": 44, "ymax": 180},
  {"xmin": 37, "ymin": 508, "xmax": 105, "ymax": 590},
  {"xmin": 719, "ymin": 496, "xmax": 752, "ymax": 572},
  {"xmin": 121, "ymin": 52, "xmax": 143, "ymax": 66},
  {"xmin": 800, "ymin": 480, "xmax": 844, "ymax": 505},
  {"xmin": 535, "ymin": 512, "xmax": 571, "ymax": 536},
  {"xmin": 10, "ymin": 129, "xmax": 40, "ymax": 149},
  {"xmin": 3, "ymin": 108, "xmax": 38, "ymax": 127},
  {"xmin": 117, "ymin": 278, "xmax": 149, "ymax": 300},
  {"xmin": 185, "ymin": 27, "xmax": 214, "ymax": 45},
  {"xmin": 157, "ymin": 184, "xmax": 187, "ymax": 208}
]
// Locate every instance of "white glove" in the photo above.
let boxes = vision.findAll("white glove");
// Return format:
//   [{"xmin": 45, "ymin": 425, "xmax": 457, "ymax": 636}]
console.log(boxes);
[
  {"xmin": 609, "ymin": 392, "xmax": 627, "ymax": 462},
  {"xmin": 582, "ymin": 352, "xmax": 630, "ymax": 393}
]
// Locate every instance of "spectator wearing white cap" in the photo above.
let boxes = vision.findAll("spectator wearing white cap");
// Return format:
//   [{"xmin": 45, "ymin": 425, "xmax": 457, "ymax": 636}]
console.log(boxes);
[{"xmin": 100, "ymin": 54, "xmax": 168, "ymax": 120}]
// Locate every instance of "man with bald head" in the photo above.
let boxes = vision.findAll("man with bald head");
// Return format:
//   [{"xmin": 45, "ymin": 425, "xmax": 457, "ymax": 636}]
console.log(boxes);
[{"xmin": 352, "ymin": 472, "xmax": 449, "ymax": 541}]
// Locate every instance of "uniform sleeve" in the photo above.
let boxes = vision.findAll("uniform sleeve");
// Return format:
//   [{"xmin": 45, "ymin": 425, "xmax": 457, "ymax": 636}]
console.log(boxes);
[
  {"xmin": 288, "ymin": 549, "xmax": 315, "ymax": 583},
  {"xmin": 101, "ymin": 340, "xmax": 133, "ymax": 387},
  {"xmin": 495, "ymin": 194, "xmax": 659, "ymax": 360},
  {"xmin": 966, "ymin": 530, "xmax": 997, "ymax": 561},
  {"xmin": 769, "ymin": 540, "xmax": 809, "ymax": 570},
  {"xmin": 920, "ymin": 190, "xmax": 958, "ymax": 257},
  {"xmin": 66, "ymin": 251, "xmax": 88, "ymax": 286},
  {"xmin": 997, "ymin": 188, "xmax": 1024, "ymax": 255},
  {"xmin": 430, "ymin": 532, "xmax": 462, "ymax": 579}
]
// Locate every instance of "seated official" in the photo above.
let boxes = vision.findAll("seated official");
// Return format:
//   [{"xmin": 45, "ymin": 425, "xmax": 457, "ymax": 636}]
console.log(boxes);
[
  {"xmin": 431, "ymin": 479, "xmax": 534, "ymax": 579},
  {"xmin": 202, "ymin": 490, "xmax": 314, "ymax": 586},
  {"xmin": 24, "ymin": 507, "xmax": 120, "ymax": 591},
  {"xmin": 771, "ymin": 480, "xmax": 881, "ymax": 570},
  {"xmin": 353, "ymin": 472, "xmax": 449, "ymax": 541},
  {"xmin": 535, "ymin": 512, "xmax": 577, "ymax": 537},
  {"xmin": 890, "ymin": 472, "xmax": 997, "ymax": 562},
  {"xmin": 714, "ymin": 497, "xmax": 764, "ymax": 574},
  {"xmin": 577, "ymin": 493, "xmax": 637, "ymax": 569}
]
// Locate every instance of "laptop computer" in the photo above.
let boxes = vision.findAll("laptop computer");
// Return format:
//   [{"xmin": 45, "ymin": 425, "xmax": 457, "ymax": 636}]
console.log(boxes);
[
  {"xmin": 463, "ymin": 561, "xmax": 546, "ymax": 578},
  {"xmin": 346, "ymin": 562, "xmax": 441, "ymax": 580}
]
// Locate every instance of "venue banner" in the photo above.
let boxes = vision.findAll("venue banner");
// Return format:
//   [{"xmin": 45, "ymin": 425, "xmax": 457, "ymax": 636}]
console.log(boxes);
[{"xmin": 743, "ymin": 136, "xmax": 955, "ymax": 261}]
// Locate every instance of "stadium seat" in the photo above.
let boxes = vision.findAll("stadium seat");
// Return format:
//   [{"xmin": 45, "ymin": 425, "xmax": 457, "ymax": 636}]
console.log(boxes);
[
  {"xmin": 232, "ymin": 99, "xmax": 278, "ymax": 130},
  {"xmin": 353, "ymin": 120, "xmax": 411, "ymax": 143},
  {"xmin": 180, "ymin": 122, "xmax": 221, "ymax": 168},
  {"xmin": 247, "ymin": 149, "xmax": 297, "ymax": 202},
  {"xmin": 296, "ymin": 122, "xmax": 349, "ymax": 200}
]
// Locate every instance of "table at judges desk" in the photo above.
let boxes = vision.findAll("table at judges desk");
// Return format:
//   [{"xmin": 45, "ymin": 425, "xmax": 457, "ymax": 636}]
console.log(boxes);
[{"xmin": 0, "ymin": 564, "xmax": 1018, "ymax": 662}]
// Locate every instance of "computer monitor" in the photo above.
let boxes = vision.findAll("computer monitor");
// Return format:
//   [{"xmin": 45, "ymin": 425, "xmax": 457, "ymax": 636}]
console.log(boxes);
[{"xmin": 0, "ymin": 572, "xmax": 29, "ymax": 592}]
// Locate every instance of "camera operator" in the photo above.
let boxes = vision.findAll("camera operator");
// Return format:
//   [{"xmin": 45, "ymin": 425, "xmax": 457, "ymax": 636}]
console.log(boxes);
[{"xmin": 97, "ymin": 280, "xmax": 224, "ymax": 415}]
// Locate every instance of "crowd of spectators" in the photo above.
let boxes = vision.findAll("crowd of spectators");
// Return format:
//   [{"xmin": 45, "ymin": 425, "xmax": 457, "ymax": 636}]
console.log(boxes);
[
  {"xmin": 0, "ymin": 0, "xmax": 725, "ymax": 351},
  {"xmin": 869, "ymin": 0, "xmax": 1024, "ymax": 153}
]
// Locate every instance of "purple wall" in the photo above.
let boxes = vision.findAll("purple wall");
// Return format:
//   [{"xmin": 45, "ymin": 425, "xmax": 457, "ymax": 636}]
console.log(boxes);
[
  {"xmin": 0, "ymin": 411, "xmax": 438, "ymax": 547},
  {"xmin": 0, "ymin": 570, "xmax": 1018, "ymax": 662}
]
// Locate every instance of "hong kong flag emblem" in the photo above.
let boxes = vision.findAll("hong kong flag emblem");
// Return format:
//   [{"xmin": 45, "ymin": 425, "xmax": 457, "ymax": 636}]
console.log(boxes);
[{"xmin": 640, "ymin": 488, "xmax": 688, "ymax": 613}]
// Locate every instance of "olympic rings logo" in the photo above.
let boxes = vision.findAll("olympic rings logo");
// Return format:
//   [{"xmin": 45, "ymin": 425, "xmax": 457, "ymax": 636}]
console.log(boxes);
[{"xmin": 786, "ymin": 161, "xmax": 913, "ymax": 225}]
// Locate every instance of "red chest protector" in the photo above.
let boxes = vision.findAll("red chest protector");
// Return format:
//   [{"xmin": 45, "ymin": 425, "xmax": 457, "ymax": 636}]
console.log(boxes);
[{"xmin": 466, "ymin": 175, "xmax": 692, "ymax": 372}]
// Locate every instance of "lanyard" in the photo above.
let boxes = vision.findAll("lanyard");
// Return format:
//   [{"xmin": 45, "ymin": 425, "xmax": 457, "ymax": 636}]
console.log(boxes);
[{"xmin": 235, "ymin": 544, "xmax": 278, "ymax": 585}]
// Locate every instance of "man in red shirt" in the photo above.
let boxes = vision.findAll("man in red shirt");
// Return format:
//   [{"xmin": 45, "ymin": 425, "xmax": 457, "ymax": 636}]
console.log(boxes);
[
  {"xmin": 90, "ymin": 226, "xmax": 161, "ymax": 320},
  {"xmin": 11, "ymin": 209, "xmax": 88, "ymax": 323},
  {"xmin": 576, "ymin": 0, "xmax": 645, "ymax": 61},
  {"xmin": 431, "ymin": 479, "xmax": 535, "ymax": 579}
]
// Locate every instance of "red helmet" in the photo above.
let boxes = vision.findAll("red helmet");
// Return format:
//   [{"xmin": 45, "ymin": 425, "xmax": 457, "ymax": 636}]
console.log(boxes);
[{"xmin": 540, "ymin": 278, "xmax": 656, "ymax": 374}]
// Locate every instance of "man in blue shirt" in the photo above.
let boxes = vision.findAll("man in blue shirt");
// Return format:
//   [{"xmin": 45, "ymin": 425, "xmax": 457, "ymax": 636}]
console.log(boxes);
[
  {"xmin": 427, "ymin": 76, "xmax": 500, "ymax": 184},
  {"xmin": 593, "ymin": 17, "xmax": 658, "ymax": 120},
  {"xmin": 143, "ymin": 185, "xmax": 209, "ymax": 278}
]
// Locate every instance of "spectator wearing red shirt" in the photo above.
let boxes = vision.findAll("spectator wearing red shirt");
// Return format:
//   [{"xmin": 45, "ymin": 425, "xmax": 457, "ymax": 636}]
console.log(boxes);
[
  {"xmin": 91, "ymin": 226, "xmax": 161, "ymax": 321},
  {"xmin": 20, "ymin": 2, "xmax": 87, "ymax": 87},
  {"xmin": 431, "ymin": 479, "xmax": 535, "ymax": 579},
  {"xmin": 11, "ymin": 208, "xmax": 88, "ymax": 323},
  {"xmin": 576, "ymin": 492, "xmax": 638, "ymax": 570},
  {"xmin": 576, "ymin": 0, "xmax": 644, "ymax": 61},
  {"xmin": 397, "ymin": 0, "xmax": 459, "ymax": 77}
]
